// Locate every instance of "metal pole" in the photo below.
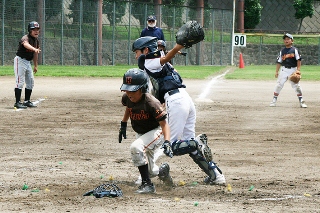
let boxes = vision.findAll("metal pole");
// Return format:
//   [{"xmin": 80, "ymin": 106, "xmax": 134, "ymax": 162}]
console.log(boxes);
[
  {"xmin": 61, "ymin": 0, "xmax": 64, "ymax": 65},
  {"xmin": 231, "ymin": 0, "xmax": 235, "ymax": 66},
  {"xmin": 98, "ymin": 0, "xmax": 102, "ymax": 65},
  {"xmin": 220, "ymin": 10, "xmax": 224, "ymax": 65},
  {"xmin": 79, "ymin": 0, "xmax": 83, "ymax": 65},
  {"xmin": 41, "ymin": 0, "xmax": 45, "ymax": 65},
  {"xmin": 211, "ymin": 8, "xmax": 215, "ymax": 65},
  {"xmin": 23, "ymin": 0, "xmax": 26, "ymax": 35},
  {"xmin": 95, "ymin": 1, "xmax": 98, "ymax": 65},
  {"xmin": 112, "ymin": 1, "xmax": 115, "ymax": 65},
  {"xmin": 128, "ymin": 2, "xmax": 132, "ymax": 65},
  {"xmin": 2, "ymin": 0, "xmax": 5, "ymax": 65},
  {"xmin": 172, "ymin": 6, "xmax": 175, "ymax": 65}
]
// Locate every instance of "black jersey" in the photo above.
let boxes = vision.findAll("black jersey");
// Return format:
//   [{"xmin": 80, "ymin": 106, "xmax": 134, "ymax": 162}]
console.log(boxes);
[
  {"xmin": 276, "ymin": 46, "xmax": 301, "ymax": 68},
  {"xmin": 121, "ymin": 93, "xmax": 167, "ymax": 134},
  {"xmin": 16, "ymin": 34, "xmax": 40, "ymax": 61}
]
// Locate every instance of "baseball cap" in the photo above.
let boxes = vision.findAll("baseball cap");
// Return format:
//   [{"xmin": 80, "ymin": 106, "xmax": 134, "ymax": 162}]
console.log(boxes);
[
  {"xmin": 283, "ymin": 33, "xmax": 293, "ymax": 40},
  {"xmin": 147, "ymin": 15, "xmax": 156, "ymax": 21}
]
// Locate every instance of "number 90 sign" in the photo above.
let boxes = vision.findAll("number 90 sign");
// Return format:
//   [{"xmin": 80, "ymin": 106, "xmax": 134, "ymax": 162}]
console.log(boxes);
[{"xmin": 233, "ymin": 34, "xmax": 246, "ymax": 47}]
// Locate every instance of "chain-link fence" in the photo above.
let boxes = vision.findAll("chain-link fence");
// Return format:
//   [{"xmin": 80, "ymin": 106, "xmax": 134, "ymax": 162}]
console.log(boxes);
[
  {"xmin": 0, "ymin": 0, "xmax": 233, "ymax": 66},
  {"xmin": 1, "ymin": 0, "xmax": 320, "ymax": 66}
]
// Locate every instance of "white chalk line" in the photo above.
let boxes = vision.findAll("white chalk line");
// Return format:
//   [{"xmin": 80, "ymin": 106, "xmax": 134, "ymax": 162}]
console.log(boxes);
[{"xmin": 195, "ymin": 69, "xmax": 230, "ymax": 102}]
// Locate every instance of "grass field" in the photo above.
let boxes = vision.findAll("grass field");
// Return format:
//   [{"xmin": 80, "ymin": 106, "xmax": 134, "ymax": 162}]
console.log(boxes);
[{"xmin": 1, "ymin": 65, "xmax": 319, "ymax": 80}]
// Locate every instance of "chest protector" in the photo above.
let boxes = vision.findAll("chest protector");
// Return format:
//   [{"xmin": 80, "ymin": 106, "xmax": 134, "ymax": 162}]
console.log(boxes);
[{"xmin": 139, "ymin": 52, "xmax": 185, "ymax": 103}]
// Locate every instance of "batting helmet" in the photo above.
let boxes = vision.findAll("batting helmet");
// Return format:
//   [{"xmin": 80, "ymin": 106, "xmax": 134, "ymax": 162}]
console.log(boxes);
[
  {"xmin": 28, "ymin": 21, "xmax": 40, "ymax": 32},
  {"xmin": 120, "ymin": 68, "xmax": 148, "ymax": 93},
  {"xmin": 132, "ymin": 36, "xmax": 158, "ymax": 52},
  {"xmin": 157, "ymin": 40, "xmax": 166, "ymax": 48}
]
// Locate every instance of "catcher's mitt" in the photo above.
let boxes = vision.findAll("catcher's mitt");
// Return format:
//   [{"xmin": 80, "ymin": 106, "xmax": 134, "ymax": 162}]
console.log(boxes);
[
  {"xmin": 175, "ymin": 20, "xmax": 205, "ymax": 48},
  {"xmin": 83, "ymin": 183, "xmax": 123, "ymax": 198},
  {"xmin": 289, "ymin": 70, "xmax": 301, "ymax": 84}
]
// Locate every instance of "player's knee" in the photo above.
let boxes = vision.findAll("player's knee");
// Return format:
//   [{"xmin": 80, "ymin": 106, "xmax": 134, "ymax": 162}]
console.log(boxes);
[
  {"xmin": 17, "ymin": 83, "xmax": 24, "ymax": 89},
  {"xmin": 172, "ymin": 139, "xmax": 198, "ymax": 156},
  {"xmin": 130, "ymin": 147, "xmax": 145, "ymax": 166}
]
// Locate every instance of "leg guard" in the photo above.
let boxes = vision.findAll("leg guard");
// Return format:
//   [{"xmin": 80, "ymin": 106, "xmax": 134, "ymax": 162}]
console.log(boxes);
[
  {"xmin": 189, "ymin": 152, "xmax": 216, "ymax": 179},
  {"xmin": 171, "ymin": 139, "xmax": 198, "ymax": 156},
  {"xmin": 195, "ymin": 134, "xmax": 213, "ymax": 162}
]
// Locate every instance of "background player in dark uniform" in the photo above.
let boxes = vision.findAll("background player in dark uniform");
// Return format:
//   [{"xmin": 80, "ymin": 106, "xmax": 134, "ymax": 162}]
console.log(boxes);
[
  {"xmin": 140, "ymin": 15, "xmax": 165, "ymax": 41},
  {"xmin": 270, "ymin": 33, "xmax": 307, "ymax": 108},
  {"xmin": 14, "ymin": 21, "xmax": 41, "ymax": 109},
  {"xmin": 119, "ymin": 68, "xmax": 173, "ymax": 194}
]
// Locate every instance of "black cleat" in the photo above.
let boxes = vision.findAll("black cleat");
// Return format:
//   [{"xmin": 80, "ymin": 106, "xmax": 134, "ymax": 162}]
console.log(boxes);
[
  {"xmin": 23, "ymin": 100, "xmax": 37, "ymax": 107},
  {"xmin": 14, "ymin": 102, "xmax": 27, "ymax": 109}
]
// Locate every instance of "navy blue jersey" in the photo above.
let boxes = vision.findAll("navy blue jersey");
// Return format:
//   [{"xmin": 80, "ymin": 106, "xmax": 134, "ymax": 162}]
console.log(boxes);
[
  {"xmin": 140, "ymin": 27, "xmax": 165, "ymax": 41},
  {"xmin": 276, "ymin": 46, "xmax": 301, "ymax": 67}
]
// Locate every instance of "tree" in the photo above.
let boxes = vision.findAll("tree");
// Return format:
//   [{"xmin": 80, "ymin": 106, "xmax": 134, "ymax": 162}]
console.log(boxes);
[
  {"xmin": 161, "ymin": 0, "xmax": 184, "ymax": 28},
  {"xmin": 0, "ymin": 0, "xmax": 62, "ymax": 24},
  {"xmin": 131, "ymin": 0, "xmax": 153, "ymax": 27},
  {"xmin": 188, "ymin": 0, "xmax": 211, "ymax": 28},
  {"xmin": 103, "ymin": 1, "xmax": 127, "ymax": 26},
  {"xmin": 68, "ymin": 0, "xmax": 98, "ymax": 23},
  {"xmin": 293, "ymin": 0, "xmax": 314, "ymax": 32},
  {"xmin": 244, "ymin": 0, "xmax": 263, "ymax": 31},
  {"xmin": 130, "ymin": 0, "xmax": 184, "ymax": 28}
]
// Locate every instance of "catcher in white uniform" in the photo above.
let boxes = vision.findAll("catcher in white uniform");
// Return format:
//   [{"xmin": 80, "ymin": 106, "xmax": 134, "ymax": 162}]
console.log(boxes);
[
  {"xmin": 119, "ymin": 68, "xmax": 173, "ymax": 194},
  {"xmin": 131, "ymin": 21, "xmax": 226, "ymax": 186},
  {"xmin": 270, "ymin": 33, "xmax": 307, "ymax": 108}
]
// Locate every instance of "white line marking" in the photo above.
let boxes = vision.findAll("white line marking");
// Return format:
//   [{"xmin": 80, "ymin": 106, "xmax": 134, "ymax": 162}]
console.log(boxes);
[{"xmin": 195, "ymin": 69, "xmax": 230, "ymax": 102}]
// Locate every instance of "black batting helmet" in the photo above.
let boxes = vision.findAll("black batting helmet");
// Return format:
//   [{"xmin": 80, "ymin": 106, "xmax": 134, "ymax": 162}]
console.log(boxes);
[
  {"xmin": 28, "ymin": 21, "xmax": 40, "ymax": 32},
  {"xmin": 132, "ymin": 36, "xmax": 158, "ymax": 52},
  {"xmin": 120, "ymin": 68, "xmax": 148, "ymax": 93}
]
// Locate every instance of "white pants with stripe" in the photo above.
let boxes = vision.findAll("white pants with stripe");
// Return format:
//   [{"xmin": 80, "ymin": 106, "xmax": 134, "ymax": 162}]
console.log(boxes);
[{"xmin": 130, "ymin": 128, "xmax": 164, "ymax": 177}]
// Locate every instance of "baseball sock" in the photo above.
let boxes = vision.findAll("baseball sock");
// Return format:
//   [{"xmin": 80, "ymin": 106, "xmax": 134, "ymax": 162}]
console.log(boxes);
[
  {"xmin": 272, "ymin": 96, "xmax": 278, "ymax": 102},
  {"xmin": 24, "ymin": 88, "xmax": 32, "ymax": 101},
  {"xmin": 138, "ymin": 164, "xmax": 151, "ymax": 185},
  {"xmin": 298, "ymin": 96, "xmax": 303, "ymax": 102},
  {"xmin": 14, "ymin": 88, "xmax": 22, "ymax": 103}
]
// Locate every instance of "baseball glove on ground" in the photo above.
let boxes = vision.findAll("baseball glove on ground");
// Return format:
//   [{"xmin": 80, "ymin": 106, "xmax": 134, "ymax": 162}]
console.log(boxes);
[
  {"xmin": 176, "ymin": 20, "xmax": 204, "ymax": 48},
  {"xmin": 289, "ymin": 70, "xmax": 301, "ymax": 83}
]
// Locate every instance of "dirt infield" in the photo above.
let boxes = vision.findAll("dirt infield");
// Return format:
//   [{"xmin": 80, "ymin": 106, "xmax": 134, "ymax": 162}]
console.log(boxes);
[{"xmin": 0, "ymin": 74, "xmax": 319, "ymax": 213}]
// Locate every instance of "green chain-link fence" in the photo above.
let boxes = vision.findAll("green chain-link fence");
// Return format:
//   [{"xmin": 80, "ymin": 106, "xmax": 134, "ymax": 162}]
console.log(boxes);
[{"xmin": 1, "ymin": 0, "xmax": 320, "ymax": 66}]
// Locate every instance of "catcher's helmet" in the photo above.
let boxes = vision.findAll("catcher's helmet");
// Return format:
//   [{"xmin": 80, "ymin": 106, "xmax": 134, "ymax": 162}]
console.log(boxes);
[
  {"xmin": 120, "ymin": 68, "xmax": 148, "ymax": 93},
  {"xmin": 132, "ymin": 36, "xmax": 158, "ymax": 52},
  {"xmin": 157, "ymin": 40, "xmax": 166, "ymax": 47},
  {"xmin": 28, "ymin": 21, "xmax": 40, "ymax": 32}
]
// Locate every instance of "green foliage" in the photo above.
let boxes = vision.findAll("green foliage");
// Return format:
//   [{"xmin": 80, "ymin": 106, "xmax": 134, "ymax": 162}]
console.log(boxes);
[
  {"xmin": 188, "ymin": 0, "xmax": 212, "ymax": 28},
  {"xmin": 103, "ymin": 1, "xmax": 127, "ymax": 26},
  {"xmin": 68, "ymin": 0, "xmax": 98, "ymax": 23},
  {"xmin": 244, "ymin": 0, "xmax": 263, "ymax": 30},
  {"xmin": 131, "ymin": 0, "xmax": 153, "ymax": 27},
  {"xmin": 293, "ymin": 0, "xmax": 314, "ymax": 19},
  {"xmin": 161, "ymin": 0, "xmax": 184, "ymax": 28},
  {"xmin": 1, "ymin": 0, "xmax": 62, "ymax": 24}
]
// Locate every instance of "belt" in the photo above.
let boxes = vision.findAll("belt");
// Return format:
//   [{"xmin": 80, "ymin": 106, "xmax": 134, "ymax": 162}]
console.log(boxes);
[
  {"xmin": 284, "ymin": 66, "xmax": 295, "ymax": 69},
  {"xmin": 168, "ymin": 89, "xmax": 179, "ymax": 96}
]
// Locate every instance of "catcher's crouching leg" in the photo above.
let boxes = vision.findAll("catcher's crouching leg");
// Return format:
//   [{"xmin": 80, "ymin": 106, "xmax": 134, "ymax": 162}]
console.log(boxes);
[{"xmin": 171, "ymin": 138, "xmax": 225, "ymax": 185}]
